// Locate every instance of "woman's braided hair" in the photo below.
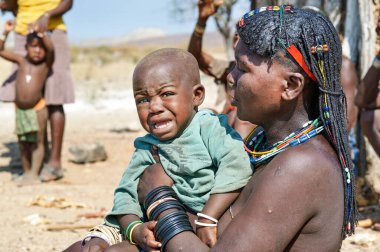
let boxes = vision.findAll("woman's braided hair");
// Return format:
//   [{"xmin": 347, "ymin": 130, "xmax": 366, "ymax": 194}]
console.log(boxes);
[{"xmin": 237, "ymin": 6, "xmax": 356, "ymax": 238}]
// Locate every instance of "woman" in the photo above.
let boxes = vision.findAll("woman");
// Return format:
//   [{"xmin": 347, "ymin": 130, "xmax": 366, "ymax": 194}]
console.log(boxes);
[{"xmin": 65, "ymin": 5, "xmax": 355, "ymax": 252}]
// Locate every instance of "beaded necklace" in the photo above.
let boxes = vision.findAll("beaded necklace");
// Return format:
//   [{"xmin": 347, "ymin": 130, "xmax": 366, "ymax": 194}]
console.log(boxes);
[{"xmin": 245, "ymin": 117, "xmax": 324, "ymax": 168}]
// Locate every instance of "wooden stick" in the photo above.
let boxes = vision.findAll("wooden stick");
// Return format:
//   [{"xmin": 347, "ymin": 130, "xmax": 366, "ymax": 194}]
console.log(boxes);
[{"xmin": 46, "ymin": 223, "xmax": 94, "ymax": 231}]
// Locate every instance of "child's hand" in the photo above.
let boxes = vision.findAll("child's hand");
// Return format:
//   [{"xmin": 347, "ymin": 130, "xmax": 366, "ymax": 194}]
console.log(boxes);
[
  {"xmin": 133, "ymin": 221, "xmax": 161, "ymax": 252},
  {"xmin": 4, "ymin": 20, "xmax": 14, "ymax": 34},
  {"xmin": 196, "ymin": 226, "xmax": 217, "ymax": 248}
]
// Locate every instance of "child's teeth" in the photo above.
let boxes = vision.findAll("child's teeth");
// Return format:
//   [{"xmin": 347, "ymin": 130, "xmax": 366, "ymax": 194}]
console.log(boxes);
[{"xmin": 155, "ymin": 122, "xmax": 169, "ymax": 129}]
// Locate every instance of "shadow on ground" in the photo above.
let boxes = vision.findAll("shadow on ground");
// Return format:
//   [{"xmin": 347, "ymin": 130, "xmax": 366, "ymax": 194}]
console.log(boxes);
[{"xmin": 0, "ymin": 141, "xmax": 22, "ymax": 176}]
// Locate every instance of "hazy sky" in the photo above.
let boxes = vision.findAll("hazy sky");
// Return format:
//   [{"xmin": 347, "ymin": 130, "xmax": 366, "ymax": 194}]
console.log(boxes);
[{"xmin": 1, "ymin": 0, "xmax": 250, "ymax": 43}]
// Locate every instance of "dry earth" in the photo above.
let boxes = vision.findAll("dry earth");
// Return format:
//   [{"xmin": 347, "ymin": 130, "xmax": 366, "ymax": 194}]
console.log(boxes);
[{"xmin": 0, "ymin": 45, "xmax": 380, "ymax": 252}]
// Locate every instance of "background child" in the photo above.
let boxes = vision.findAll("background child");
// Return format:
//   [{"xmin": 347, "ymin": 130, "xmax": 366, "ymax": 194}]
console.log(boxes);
[
  {"xmin": 80, "ymin": 48, "xmax": 252, "ymax": 251},
  {"xmin": 0, "ymin": 20, "xmax": 54, "ymax": 185}
]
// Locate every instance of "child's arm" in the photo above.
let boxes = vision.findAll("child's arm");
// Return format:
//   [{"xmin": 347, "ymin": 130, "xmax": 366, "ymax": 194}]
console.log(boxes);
[
  {"xmin": 0, "ymin": 20, "xmax": 23, "ymax": 64},
  {"xmin": 39, "ymin": 32, "xmax": 54, "ymax": 68},
  {"xmin": 201, "ymin": 191, "xmax": 240, "ymax": 221},
  {"xmin": 196, "ymin": 191, "xmax": 240, "ymax": 247}
]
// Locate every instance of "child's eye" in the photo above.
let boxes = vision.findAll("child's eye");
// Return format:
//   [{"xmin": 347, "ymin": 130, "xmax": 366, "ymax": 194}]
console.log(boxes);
[
  {"xmin": 137, "ymin": 97, "xmax": 149, "ymax": 104},
  {"xmin": 162, "ymin": 92, "xmax": 174, "ymax": 97}
]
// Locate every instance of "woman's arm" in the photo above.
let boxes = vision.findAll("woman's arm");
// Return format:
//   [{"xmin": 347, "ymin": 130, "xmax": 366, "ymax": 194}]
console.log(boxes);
[{"xmin": 31, "ymin": 0, "xmax": 73, "ymax": 33}]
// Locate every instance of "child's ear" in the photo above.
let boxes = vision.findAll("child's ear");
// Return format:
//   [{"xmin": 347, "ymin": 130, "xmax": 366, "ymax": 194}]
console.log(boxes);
[
  {"xmin": 281, "ymin": 72, "xmax": 304, "ymax": 101},
  {"xmin": 193, "ymin": 83, "xmax": 205, "ymax": 106}
]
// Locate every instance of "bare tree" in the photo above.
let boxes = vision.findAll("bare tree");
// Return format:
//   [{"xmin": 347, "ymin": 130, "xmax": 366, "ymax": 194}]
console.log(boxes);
[
  {"xmin": 214, "ymin": 0, "xmax": 239, "ymax": 59},
  {"xmin": 171, "ymin": 0, "xmax": 240, "ymax": 59}
]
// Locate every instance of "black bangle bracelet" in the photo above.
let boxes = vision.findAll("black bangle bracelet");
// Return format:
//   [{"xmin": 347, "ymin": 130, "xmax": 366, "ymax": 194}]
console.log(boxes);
[
  {"xmin": 150, "ymin": 199, "xmax": 187, "ymax": 221},
  {"xmin": 157, "ymin": 212, "xmax": 193, "ymax": 251},
  {"xmin": 154, "ymin": 212, "xmax": 193, "ymax": 241},
  {"xmin": 154, "ymin": 211, "xmax": 187, "ymax": 238},
  {"xmin": 144, "ymin": 186, "xmax": 177, "ymax": 209},
  {"xmin": 155, "ymin": 211, "xmax": 190, "ymax": 239}
]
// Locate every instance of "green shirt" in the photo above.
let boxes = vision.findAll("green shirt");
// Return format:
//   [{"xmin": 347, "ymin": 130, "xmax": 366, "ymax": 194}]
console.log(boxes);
[{"xmin": 105, "ymin": 110, "xmax": 252, "ymax": 227}]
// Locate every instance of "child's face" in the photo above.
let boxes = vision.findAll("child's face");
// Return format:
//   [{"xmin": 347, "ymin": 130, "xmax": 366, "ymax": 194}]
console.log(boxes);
[
  {"xmin": 26, "ymin": 39, "xmax": 46, "ymax": 63},
  {"xmin": 133, "ymin": 63, "xmax": 203, "ymax": 141}
]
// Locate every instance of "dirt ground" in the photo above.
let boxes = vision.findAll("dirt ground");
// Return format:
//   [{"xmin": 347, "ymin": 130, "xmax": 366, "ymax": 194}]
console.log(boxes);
[{"xmin": 1, "ymin": 62, "xmax": 380, "ymax": 252}]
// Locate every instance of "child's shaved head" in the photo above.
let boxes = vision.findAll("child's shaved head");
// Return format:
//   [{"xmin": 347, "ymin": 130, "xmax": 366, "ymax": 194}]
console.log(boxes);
[{"xmin": 133, "ymin": 48, "xmax": 201, "ymax": 88}]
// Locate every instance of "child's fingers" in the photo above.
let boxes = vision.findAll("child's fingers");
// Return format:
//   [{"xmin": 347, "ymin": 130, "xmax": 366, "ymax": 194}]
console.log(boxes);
[
  {"xmin": 147, "ymin": 239, "xmax": 162, "ymax": 248},
  {"xmin": 146, "ymin": 220, "xmax": 157, "ymax": 230}
]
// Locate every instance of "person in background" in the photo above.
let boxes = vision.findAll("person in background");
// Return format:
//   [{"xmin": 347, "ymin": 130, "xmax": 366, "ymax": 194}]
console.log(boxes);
[
  {"xmin": 188, "ymin": 0, "xmax": 255, "ymax": 139},
  {"xmin": 0, "ymin": 0, "xmax": 74, "ymax": 182},
  {"xmin": 0, "ymin": 20, "xmax": 54, "ymax": 185}
]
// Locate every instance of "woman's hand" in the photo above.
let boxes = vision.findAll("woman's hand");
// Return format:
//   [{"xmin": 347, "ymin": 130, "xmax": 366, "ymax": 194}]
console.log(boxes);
[{"xmin": 31, "ymin": 12, "xmax": 50, "ymax": 33}]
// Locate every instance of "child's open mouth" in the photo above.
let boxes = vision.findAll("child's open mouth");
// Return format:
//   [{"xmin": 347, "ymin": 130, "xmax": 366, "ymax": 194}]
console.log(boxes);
[{"xmin": 153, "ymin": 121, "xmax": 171, "ymax": 129}]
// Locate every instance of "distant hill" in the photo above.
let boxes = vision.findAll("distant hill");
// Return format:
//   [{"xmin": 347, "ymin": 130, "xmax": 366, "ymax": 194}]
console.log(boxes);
[{"xmin": 75, "ymin": 31, "xmax": 226, "ymax": 50}]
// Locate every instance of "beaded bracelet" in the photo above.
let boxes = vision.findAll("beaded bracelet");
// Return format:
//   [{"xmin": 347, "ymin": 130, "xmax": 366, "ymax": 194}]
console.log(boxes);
[
  {"xmin": 125, "ymin": 220, "xmax": 143, "ymax": 240},
  {"xmin": 194, "ymin": 24, "xmax": 205, "ymax": 35}
]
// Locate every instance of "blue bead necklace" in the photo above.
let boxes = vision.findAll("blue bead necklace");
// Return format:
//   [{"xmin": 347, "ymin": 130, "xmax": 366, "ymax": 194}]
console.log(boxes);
[{"xmin": 244, "ymin": 117, "xmax": 325, "ymax": 168}]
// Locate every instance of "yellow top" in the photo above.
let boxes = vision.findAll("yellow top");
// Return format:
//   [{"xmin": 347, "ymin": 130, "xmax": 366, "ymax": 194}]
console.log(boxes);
[{"xmin": 16, "ymin": 0, "xmax": 66, "ymax": 35}]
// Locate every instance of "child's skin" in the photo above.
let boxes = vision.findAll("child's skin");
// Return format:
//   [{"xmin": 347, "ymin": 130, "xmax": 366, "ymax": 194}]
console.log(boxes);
[
  {"xmin": 82, "ymin": 49, "xmax": 241, "ymax": 252},
  {"xmin": 0, "ymin": 20, "xmax": 54, "ymax": 185}
]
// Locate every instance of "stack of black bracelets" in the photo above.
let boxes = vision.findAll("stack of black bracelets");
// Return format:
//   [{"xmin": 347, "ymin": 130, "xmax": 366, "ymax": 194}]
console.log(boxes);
[{"xmin": 144, "ymin": 186, "xmax": 194, "ymax": 251}]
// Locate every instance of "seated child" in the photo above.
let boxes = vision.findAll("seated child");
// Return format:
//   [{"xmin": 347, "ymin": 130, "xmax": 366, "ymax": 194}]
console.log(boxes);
[
  {"xmin": 0, "ymin": 20, "xmax": 54, "ymax": 185},
  {"xmin": 80, "ymin": 48, "xmax": 252, "ymax": 251}
]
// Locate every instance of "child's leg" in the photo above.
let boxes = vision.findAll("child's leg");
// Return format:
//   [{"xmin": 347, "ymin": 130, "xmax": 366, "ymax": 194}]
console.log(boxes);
[
  {"xmin": 30, "ymin": 107, "xmax": 48, "ymax": 177},
  {"xmin": 18, "ymin": 140, "xmax": 32, "ymax": 174},
  {"xmin": 17, "ymin": 140, "xmax": 41, "ymax": 186}
]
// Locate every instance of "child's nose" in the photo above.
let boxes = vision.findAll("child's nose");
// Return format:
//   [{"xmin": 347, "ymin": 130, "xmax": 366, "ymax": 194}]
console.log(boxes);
[{"xmin": 149, "ymin": 97, "xmax": 164, "ymax": 114}]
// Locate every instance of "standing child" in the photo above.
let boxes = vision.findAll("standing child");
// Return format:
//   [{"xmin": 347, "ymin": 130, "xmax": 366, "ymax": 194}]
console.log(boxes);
[
  {"xmin": 78, "ymin": 48, "xmax": 252, "ymax": 252},
  {"xmin": 0, "ymin": 20, "xmax": 54, "ymax": 185}
]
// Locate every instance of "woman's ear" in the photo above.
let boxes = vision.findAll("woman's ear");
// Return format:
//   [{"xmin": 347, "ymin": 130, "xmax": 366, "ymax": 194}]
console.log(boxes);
[
  {"xmin": 281, "ymin": 72, "xmax": 305, "ymax": 101},
  {"xmin": 193, "ymin": 83, "xmax": 205, "ymax": 107}
]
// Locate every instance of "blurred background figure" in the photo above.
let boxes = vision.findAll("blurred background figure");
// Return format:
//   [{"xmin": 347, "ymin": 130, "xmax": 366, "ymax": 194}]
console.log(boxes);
[
  {"xmin": 0, "ymin": 0, "xmax": 74, "ymax": 182},
  {"xmin": 188, "ymin": 0, "xmax": 256, "ymax": 139}
]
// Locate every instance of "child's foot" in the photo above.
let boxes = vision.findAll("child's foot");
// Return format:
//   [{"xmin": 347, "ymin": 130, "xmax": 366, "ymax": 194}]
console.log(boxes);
[
  {"xmin": 15, "ymin": 173, "xmax": 41, "ymax": 187},
  {"xmin": 39, "ymin": 164, "xmax": 64, "ymax": 182}
]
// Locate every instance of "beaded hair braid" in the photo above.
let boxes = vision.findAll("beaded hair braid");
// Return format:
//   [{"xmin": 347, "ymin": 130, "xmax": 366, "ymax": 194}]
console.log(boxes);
[{"xmin": 237, "ymin": 6, "xmax": 356, "ymax": 238}]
